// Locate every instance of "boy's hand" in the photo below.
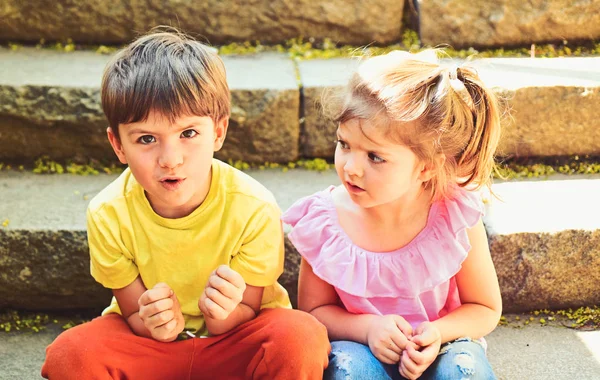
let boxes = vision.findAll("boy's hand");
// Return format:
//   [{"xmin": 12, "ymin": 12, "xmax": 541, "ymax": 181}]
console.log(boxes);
[
  {"xmin": 399, "ymin": 321, "xmax": 442, "ymax": 379},
  {"xmin": 367, "ymin": 315, "xmax": 418, "ymax": 364},
  {"xmin": 138, "ymin": 283, "xmax": 185, "ymax": 342},
  {"xmin": 199, "ymin": 265, "xmax": 246, "ymax": 321}
]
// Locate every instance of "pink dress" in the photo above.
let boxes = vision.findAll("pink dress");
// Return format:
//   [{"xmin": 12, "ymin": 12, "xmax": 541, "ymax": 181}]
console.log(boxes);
[{"xmin": 282, "ymin": 186, "xmax": 484, "ymax": 329}]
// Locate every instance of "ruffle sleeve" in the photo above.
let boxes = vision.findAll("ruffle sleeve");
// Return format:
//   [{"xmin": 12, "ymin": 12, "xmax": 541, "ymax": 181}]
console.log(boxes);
[{"xmin": 282, "ymin": 186, "xmax": 484, "ymax": 298}]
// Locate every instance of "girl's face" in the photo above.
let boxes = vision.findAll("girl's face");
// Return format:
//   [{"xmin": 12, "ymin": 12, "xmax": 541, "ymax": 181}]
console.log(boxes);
[{"xmin": 334, "ymin": 119, "xmax": 427, "ymax": 210}]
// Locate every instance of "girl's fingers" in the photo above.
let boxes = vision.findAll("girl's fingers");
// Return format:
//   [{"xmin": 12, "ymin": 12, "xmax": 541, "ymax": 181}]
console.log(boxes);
[
  {"xmin": 401, "ymin": 350, "xmax": 421, "ymax": 375},
  {"xmin": 390, "ymin": 328, "xmax": 410, "ymax": 352},
  {"xmin": 379, "ymin": 348, "xmax": 401, "ymax": 364},
  {"xmin": 419, "ymin": 342, "xmax": 440, "ymax": 364},
  {"xmin": 399, "ymin": 361, "xmax": 418, "ymax": 380},
  {"xmin": 412, "ymin": 328, "xmax": 438, "ymax": 347},
  {"xmin": 392, "ymin": 315, "xmax": 413, "ymax": 338},
  {"xmin": 405, "ymin": 344, "xmax": 426, "ymax": 365}
]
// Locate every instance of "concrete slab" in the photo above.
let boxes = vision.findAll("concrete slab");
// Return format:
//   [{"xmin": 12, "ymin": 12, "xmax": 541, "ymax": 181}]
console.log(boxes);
[
  {"xmin": 487, "ymin": 324, "xmax": 600, "ymax": 380},
  {"xmin": 223, "ymin": 53, "xmax": 298, "ymax": 90},
  {"xmin": 0, "ymin": 315, "xmax": 597, "ymax": 380}
]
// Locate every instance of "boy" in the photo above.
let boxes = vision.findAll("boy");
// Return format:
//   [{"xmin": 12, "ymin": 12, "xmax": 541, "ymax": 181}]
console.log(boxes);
[{"xmin": 41, "ymin": 29, "xmax": 329, "ymax": 379}]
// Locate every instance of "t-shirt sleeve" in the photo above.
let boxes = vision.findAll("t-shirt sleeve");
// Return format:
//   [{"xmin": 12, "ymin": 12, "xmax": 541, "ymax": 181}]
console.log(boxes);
[
  {"xmin": 87, "ymin": 208, "xmax": 139, "ymax": 289},
  {"xmin": 230, "ymin": 204, "xmax": 284, "ymax": 287}
]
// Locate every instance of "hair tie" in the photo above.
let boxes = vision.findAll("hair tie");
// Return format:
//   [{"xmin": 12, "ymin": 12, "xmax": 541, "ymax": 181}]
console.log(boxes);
[{"xmin": 447, "ymin": 66, "xmax": 474, "ymax": 110}]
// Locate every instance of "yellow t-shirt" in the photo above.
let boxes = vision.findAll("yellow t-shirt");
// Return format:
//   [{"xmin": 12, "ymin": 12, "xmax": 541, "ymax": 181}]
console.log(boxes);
[{"xmin": 87, "ymin": 159, "xmax": 291, "ymax": 335}]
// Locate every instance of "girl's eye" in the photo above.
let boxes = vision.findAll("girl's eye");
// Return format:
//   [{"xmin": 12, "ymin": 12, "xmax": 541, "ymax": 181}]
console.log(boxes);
[
  {"xmin": 138, "ymin": 135, "xmax": 156, "ymax": 144},
  {"xmin": 181, "ymin": 129, "xmax": 198, "ymax": 138},
  {"xmin": 368, "ymin": 152, "xmax": 385, "ymax": 164},
  {"xmin": 336, "ymin": 139, "xmax": 349, "ymax": 149}
]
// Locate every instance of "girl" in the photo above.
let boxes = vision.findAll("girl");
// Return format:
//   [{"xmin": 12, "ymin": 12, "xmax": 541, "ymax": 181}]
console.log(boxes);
[{"xmin": 283, "ymin": 50, "xmax": 502, "ymax": 380}]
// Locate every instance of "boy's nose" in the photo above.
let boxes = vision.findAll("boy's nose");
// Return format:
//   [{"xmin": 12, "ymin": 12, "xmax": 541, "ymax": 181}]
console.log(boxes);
[{"xmin": 158, "ymin": 145, "xmax": 183, "ymax": 169}]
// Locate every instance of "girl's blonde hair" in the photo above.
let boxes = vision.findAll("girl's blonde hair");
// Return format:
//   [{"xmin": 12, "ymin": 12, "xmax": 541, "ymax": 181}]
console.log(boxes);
[{"xmin": 327, "ymin": 49, "xmax": 501, "ymax": 200}]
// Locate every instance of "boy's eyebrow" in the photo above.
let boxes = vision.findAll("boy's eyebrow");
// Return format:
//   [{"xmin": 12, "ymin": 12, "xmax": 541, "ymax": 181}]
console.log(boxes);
[
  {"xmin": 126, "ymin": 122, "xmax": 208, "ymax": 136},
  {"xmin": 127, "ymin": 128, "xmax": 153, "ymax": 135}
]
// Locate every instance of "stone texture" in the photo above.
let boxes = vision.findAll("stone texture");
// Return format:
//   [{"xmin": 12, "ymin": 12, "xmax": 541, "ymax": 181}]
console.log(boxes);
[
  {"xmin": 496, "ymin": 87, "xmax": 600, "ymax": 157},
  {"xmin": 0, "ymin": 49, "xmax": 300, "ymax": 164},
  {"xmin": 489, "ymin": 231, "xmax": 600, "ymax": 313},
  {"xmin": 474, "ymin": 58, "xmax": 600, "ymax": 158},
  {"xmin": 218, "ymin": 89, "xmax": 300, "ymax": 164},
  {"xmin": 281, "ymin": 238, "xmax": 302, "ymax": 308},
  {"xmin": 484, "ymin": 178, "xmax": 600, "ymax": 312},
  {"xmin": 0, "ymin": 0, "xmax": 404, "ymax": 46},
  {"xmin": 298, "ymin": 58, "xmax": 359, "ymax": 158},
  {"xmin": 420, "ymin": 0, "xmax": 600, "ymax": 49},
  {"xmin": 0, "ymin": 86, "xmax": 113, "ymax": 164},
  {"xmin": 0, "ymin": 230, "xmax": 112, "ymax": 310}
]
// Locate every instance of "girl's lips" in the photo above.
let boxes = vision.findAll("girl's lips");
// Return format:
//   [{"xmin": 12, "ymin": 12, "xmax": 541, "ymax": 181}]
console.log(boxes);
[
  {"xmin": 346, "ymin": 181, "xmax": 365, "ymax": 193},
  {"xmin": 160, "ymin": 178, "xmax": 185, "ymax": 191}
]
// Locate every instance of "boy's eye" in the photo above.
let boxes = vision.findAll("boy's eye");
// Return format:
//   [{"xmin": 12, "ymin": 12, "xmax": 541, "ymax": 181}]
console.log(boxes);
[
  {"xmin": 336, "ymin": 139, "xmax": 349, "ymax": 149},
  {"xmin": 138, "ymin": 135, "xmax": 156, "ymax": 144},
  {"xmin": 368, "ymin": 152, "xmax": 385, "ymax": 164},
  {"xmin": 181, "ymin": 129, "xmax": 198, "ymax": 138}
]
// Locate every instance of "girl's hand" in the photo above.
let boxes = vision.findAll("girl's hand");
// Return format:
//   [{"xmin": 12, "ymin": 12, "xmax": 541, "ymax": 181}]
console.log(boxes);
[
  {"xmin": 199, "ymin": 265, "xmax": 246, "ymax": 320},
  {"xmin": 367, "ymin": 315, "xmax": 417, "ymax": 364},
  {"xmin": 399, "ymin": 321, "xmax": 442, "ymax": 379}
]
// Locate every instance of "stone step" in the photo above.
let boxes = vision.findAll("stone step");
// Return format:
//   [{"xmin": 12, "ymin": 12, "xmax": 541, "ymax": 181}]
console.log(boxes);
[
  {"xmin": 1, "ymin": 0, "xmax": 599, "ymax": 49},
  {"xmin": 1, "ymin": 49, "xmax": 599, "ymax": 164},
  {"xmin": 420, "ymin": 0, "xmax": 600, "ymax": 49},
  {"xmin": 0, "ymin": 0, "xmax": 405, "ymax": 46},
  {"xmin": 1, "ymin": 168, "xmax": 599, "ymax": 312},
  {"xmin": 0, "ymin": 314, "xmax": 598, "ymax": 380}
]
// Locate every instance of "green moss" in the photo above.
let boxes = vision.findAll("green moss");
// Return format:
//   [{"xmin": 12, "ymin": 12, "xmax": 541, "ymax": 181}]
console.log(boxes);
[
  {"xmin": 6, "ymin": 29, "xmax": 599, "ymax": 60},
  {"xmin": 0, "ymin": 310, "xmax": 91, "ymax": 333},
  {"xmin": 0, "ymin": 310, "xmax": 50, "ymax": 333},
  {"xmin": 217, "ymin": 31, "xmax": 600, "ymax": 60},
  {"xmin": 28, "ymin": 156, "xmax": 123, "ymax": 175},
  {"xmin": 499, "ymin": 306, "xmax": 600, "ymax": 330},
  {"xmin": 495, "ymin": 156, "xmax": 600, "ymax": 180}
]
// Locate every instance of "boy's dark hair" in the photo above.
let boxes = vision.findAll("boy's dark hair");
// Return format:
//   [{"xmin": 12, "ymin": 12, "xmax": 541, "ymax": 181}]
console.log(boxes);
[{"xmin": 101, "ymin": 27, "xmax": 230, "ymax": 138}]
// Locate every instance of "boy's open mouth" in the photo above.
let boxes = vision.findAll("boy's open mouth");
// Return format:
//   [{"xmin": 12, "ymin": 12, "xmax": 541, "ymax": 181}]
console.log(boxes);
[{"xmin": 160, "ymin": 177, "xmax": 185, "ymax": 190}]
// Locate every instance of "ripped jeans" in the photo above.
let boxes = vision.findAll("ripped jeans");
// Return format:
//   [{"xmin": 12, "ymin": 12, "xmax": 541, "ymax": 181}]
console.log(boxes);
[{"xmin": 324, "ymin": 338, "xmax": 497, "ymax": 380}]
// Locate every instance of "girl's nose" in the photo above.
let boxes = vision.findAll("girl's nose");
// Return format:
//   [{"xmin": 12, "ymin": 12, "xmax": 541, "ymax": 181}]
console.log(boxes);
[{"xmin": 344, "ymin": 154, "xmax": 363, "ymax": 177}]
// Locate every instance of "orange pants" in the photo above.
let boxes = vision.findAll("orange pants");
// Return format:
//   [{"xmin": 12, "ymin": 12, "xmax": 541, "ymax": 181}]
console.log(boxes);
[{"xmin": 41, "ymin": 308, "xmax": 330, "ymax": 380}]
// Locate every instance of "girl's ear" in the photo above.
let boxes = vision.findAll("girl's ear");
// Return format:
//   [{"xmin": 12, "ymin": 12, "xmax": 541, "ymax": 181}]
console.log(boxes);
[
  {"xmin": 419, "ymin": 154, "xmax": 445, "ymax": 182},
  {"xmin": 213, "ymin": 117, "xmax": 229, "ymax": 152},
  {"xmin": 107, "ymin": 127, "xmax": 128, "ymax": 164}
]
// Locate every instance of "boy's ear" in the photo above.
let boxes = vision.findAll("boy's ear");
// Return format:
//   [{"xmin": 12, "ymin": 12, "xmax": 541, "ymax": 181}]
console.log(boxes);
[
  {"xmin": 213, "ymin": 118, "xmax": 229, "ymax": 152},
  {"xmin": 418, "ymin": 154, "xmax": 445, "ymax": 182},
  {"xmin": 107, "ymin": 127, "xmax": 128, "ymax": 164}
]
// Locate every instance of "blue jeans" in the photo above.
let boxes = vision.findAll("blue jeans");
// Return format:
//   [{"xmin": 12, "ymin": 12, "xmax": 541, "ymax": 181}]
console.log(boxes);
[{"xmin": 324, "ymin": 338, "xmax": 497, "ymax": 380}]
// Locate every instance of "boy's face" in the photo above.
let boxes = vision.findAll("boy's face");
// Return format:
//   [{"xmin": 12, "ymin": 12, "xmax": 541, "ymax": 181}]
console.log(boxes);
[{"xmin": 107, "ymin": 110, "xmax": 228, "ymax": 219}]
